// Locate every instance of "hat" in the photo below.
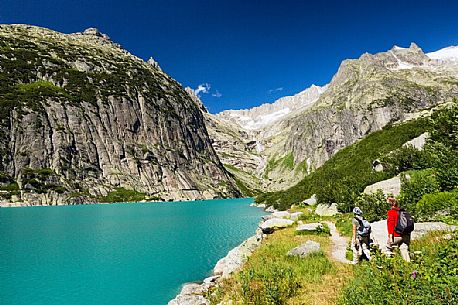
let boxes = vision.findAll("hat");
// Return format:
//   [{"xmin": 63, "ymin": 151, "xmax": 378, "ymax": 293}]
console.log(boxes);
[{"xmin": 353, "ymin": 207, "xmax": 363, "ymax": 215}]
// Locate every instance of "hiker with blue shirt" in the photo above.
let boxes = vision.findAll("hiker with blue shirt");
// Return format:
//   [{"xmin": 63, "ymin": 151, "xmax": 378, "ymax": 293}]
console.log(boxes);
[{"xmin": 351, "ymin": 207, "xmax": 372, "ymax": 264}]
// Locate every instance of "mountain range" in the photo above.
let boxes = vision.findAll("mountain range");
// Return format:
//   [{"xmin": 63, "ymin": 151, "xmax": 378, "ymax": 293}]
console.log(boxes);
[
  {"xmin": 1, "ymin": 24, "xmax": 457, "ymax": 205},
  {"xmin": 207, "ymin": 43, "xmax": 458, "ymax": 192}
]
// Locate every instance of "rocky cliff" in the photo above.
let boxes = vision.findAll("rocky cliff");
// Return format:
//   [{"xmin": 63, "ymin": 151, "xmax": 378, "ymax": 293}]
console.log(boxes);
[{"xmin": 0, "ymin": 24, "xmax": 239, "ymax": 205}]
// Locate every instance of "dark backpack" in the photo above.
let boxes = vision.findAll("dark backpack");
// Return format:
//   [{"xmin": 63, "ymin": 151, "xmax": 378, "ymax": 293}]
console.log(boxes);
[
  {"xmin": 395, "ymin": 209, "xmax": 415, "ymax": 235},
  {"xmin": 355, "ymin": 217, "xmax": 371, "ymax": 237}
]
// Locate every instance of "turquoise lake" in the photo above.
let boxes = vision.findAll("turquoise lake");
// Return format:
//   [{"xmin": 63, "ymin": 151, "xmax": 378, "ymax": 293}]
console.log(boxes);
[{"xmin": 0, "ymin": 198, "xmax": 266, "ymax": 305}]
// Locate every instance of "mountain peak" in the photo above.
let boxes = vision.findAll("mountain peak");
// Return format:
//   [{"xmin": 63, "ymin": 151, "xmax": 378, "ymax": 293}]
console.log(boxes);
[
  {"xmin": 81, "ymin": 27, "xmax": 110, "ymax": 40},
  {"xmin": 409, "ymin": 42, "xmax": 420, "ymax": 50},
  {"xmin": 147, "ymin": 57, "xmax": 162, "ymax": 71}
]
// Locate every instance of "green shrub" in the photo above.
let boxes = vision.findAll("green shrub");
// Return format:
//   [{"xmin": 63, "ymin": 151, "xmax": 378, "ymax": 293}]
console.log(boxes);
[
  {"xmin": 239, "ymin": 261, "xmax": 299, "ymax": 304},
  {"xmin": 399, "ymin": 169, "xmax": 440, "ymax": 214},
  {"xmin": 430, "ymin": 102, "xmax": 458, "ymax": 148},
  {"xmin": 380, "ymin": 144, "xmax": 425, "ymax": 175},
  {"xmin": 21, "ymin": 167, "xmax": 67, "ymax": 194},
  {"xmin": 416, "ymin": 190, "xmax": 458, "ymax": 222},
  {"xmin": 426, "ymin": 102, "xmax": 458, "ymax": 191},
  {"xmin": 419, "ymin": 142, "xmax": 458, "ymax": 191},
  {"xmin": 99, "ymin": 187, "xmax": 146, "ymax": 203},
  {"xmin": 0, "ymin": 182, "xmax": 19, "ymax": 191},
  {"xmin": 354, "ymin": 190, "xmax": 390, "ymax": 222},
  {"xmin": 339, "ymin": 233, "xmax": 458, "ymax": 305}
]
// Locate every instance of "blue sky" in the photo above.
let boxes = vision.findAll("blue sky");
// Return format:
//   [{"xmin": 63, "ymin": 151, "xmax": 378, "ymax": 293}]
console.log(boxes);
[{"xmin": 1, "ymin": 0, "xmax": 457, "ymax": 113}]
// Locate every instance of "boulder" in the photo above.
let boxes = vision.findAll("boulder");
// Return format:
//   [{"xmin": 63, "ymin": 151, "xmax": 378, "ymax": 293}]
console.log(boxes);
[
  {"xmin": 296, "ymin": 222, "xmax": 323, "ymax": 232},
  {"xmin": 167, "ymin": 283, "xmax": 208, "ymax": 305},
  {"xmin": 272, "ymin": 211, "xmax": 291, "ymax": 218},
  {"xmin": 403, "ymin": 132, "xmax": 429, "ymax": 150},
  {"xmin": 213, "ymin": 233, "xmax": 262, "ymax": 277},
  {"xmin": 372, "ymin": 159, "xmax": 384, "ymax": 172},
  {"xmin": 265, "ymin": 206, "xmax": 276, "ymax": 213},
  {"xmin": 290, "ymin": 212, "xmax": 304, "ymax": 221},
  {"xmin": 261, "ymin": 214, "xmax": 274, "ymax": 221},
  {"xmin": 250, "ymin": 203, "xmax": 266, "ymax": 208},
  {"xmin": 303, "ymin": 194, "xmax": 317, "ymax": 206},
  {"xmin": 315, "ymin": 203, "xmax": 339, "ymax": 216},
  {"xmin": 363, "ymin": 176, "xmax": 401, "ymax": 196},
  {"xmin": 260, "ymin": 218, "xmax": 294, "ymax": 234},
  {"xmin": 287, "ymin": 240, "xmax": 321, "ymax": 257}
]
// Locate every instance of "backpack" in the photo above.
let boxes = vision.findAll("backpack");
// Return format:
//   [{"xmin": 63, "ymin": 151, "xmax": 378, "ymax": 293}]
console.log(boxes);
[
  {"xmin": 395, "ymin": 209, "xmax": 415, "ymax": 235},
  {"xmin": 355, "ymin": 217, "xmax": 371, "ymax": 237}
]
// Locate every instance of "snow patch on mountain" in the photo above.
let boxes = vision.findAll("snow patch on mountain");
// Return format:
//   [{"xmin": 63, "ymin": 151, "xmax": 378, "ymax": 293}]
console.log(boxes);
[
  {"xmin": 427, "ymin": 46, "xmax": 458, "ymax": 61},
  {"xmin": 217, "ymin": 84, "xmax": 327, "ymax": 130}
]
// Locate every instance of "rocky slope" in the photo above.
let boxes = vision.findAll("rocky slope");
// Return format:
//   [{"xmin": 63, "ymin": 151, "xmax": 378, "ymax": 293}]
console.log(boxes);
[
  {"xmin": 208, "ymin": 43, "xmax": 458, "ymax": 191},
  {"xmin": 0, "ymin": 24, "xmax": 239, "ymax": 205}
]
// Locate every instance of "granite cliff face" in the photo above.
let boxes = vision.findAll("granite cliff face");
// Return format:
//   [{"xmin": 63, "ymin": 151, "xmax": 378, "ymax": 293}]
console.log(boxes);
[
  {"xmin": 0, "ymin": 25, "xmax": 239, "ymax": 205},
  {"xmin": 208, "ymin": 43, "xmax": 458, "ymax": 191}
]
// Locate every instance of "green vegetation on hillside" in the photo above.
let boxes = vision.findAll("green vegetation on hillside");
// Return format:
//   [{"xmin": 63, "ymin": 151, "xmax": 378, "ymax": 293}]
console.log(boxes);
[
  {"xmin": 99, "ymin": 187, "xmax": 146, "ymax": 203},
  {"xmin": 263, "ymin": 153, "xmax": 295, "ymax": 179},
  {"xmin": 223, "ymin": 164, "xmax": 261, "ymax": 197},
  {"xmin": 21, "ymin": 167, "xmax": 67, "ymax": 194},
  {"xmin": 256, "ymin": 118, "xmax": 430, "ymax": 210}
]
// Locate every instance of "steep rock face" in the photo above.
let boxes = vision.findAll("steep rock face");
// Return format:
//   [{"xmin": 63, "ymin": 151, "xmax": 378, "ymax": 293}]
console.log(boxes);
[{"xmin": 0, "ymin": 24, "xmax": 239, "ymax": 205}]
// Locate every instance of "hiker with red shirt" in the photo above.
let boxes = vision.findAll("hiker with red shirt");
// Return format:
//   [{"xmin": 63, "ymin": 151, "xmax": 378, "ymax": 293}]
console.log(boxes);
[{"xmin": 386, "ymin": 197, "xmax": 411, "ymax": 262}]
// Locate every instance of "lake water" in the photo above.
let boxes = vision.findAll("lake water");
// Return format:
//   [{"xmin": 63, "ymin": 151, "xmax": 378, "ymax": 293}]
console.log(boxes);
[{"xmin": 0, "ymin": 198, "xmax": 265, "ymax": 305}]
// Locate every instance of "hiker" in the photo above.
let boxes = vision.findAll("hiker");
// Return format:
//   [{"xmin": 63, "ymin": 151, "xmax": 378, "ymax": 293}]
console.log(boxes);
[
  {"xmin": 386, "ymin": 197, "xmax": 412, "ymax": 262},
  {"xmin": 352, "ymin": 207, "xmax": 371, "ymax": 264}
]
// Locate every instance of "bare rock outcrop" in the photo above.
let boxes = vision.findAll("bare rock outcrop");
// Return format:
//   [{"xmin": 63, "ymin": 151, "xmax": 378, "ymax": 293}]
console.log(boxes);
[{"xmin": 0, "ymin": 24, "xmax": 239, "ymax": 205}]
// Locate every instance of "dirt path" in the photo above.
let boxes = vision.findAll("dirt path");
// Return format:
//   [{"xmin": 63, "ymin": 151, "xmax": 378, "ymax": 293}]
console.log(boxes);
[{"xmin": 324, "ymin": 221, "xmax": 352, "ymax": 264}]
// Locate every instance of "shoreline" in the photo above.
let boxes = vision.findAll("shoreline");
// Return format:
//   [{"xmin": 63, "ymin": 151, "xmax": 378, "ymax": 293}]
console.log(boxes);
[
  {"xmin": 168, "ymin": 206, "xmax": 268, "ymax": 305},
  {"xmin": 0, "ymin": 197, "xmax": 254, "ymax": 208}
]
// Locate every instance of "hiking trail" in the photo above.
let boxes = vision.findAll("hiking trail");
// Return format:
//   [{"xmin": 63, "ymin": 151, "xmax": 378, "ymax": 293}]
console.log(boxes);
[{"xmin": 324, "ymin": 221, "xmax": 352, "ymax": 264}]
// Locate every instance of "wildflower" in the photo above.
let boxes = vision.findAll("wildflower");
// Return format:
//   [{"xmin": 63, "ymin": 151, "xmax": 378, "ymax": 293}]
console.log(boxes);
[{"xmin": 411, "ymin": 270, "xmax": 418, "ymax": 279}]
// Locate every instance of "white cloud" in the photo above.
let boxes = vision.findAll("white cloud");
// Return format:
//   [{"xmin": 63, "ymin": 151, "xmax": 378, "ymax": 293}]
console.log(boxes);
[
  {"xmin": 194, "ymin": 83, "xmax": 211, "ymax": 96},
  {"xmin": 212, "ymin": 90, "xmax": 222, "ymax": 98},
  {"xmin": 268, "ymin": 87, "xmax": 284, "ymax": 94}
]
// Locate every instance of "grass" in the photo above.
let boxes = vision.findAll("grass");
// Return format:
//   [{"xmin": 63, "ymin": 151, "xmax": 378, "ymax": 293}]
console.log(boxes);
[{"xmin": 223, "ymin": 163, "xmax": 262, "ymax": 197}]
